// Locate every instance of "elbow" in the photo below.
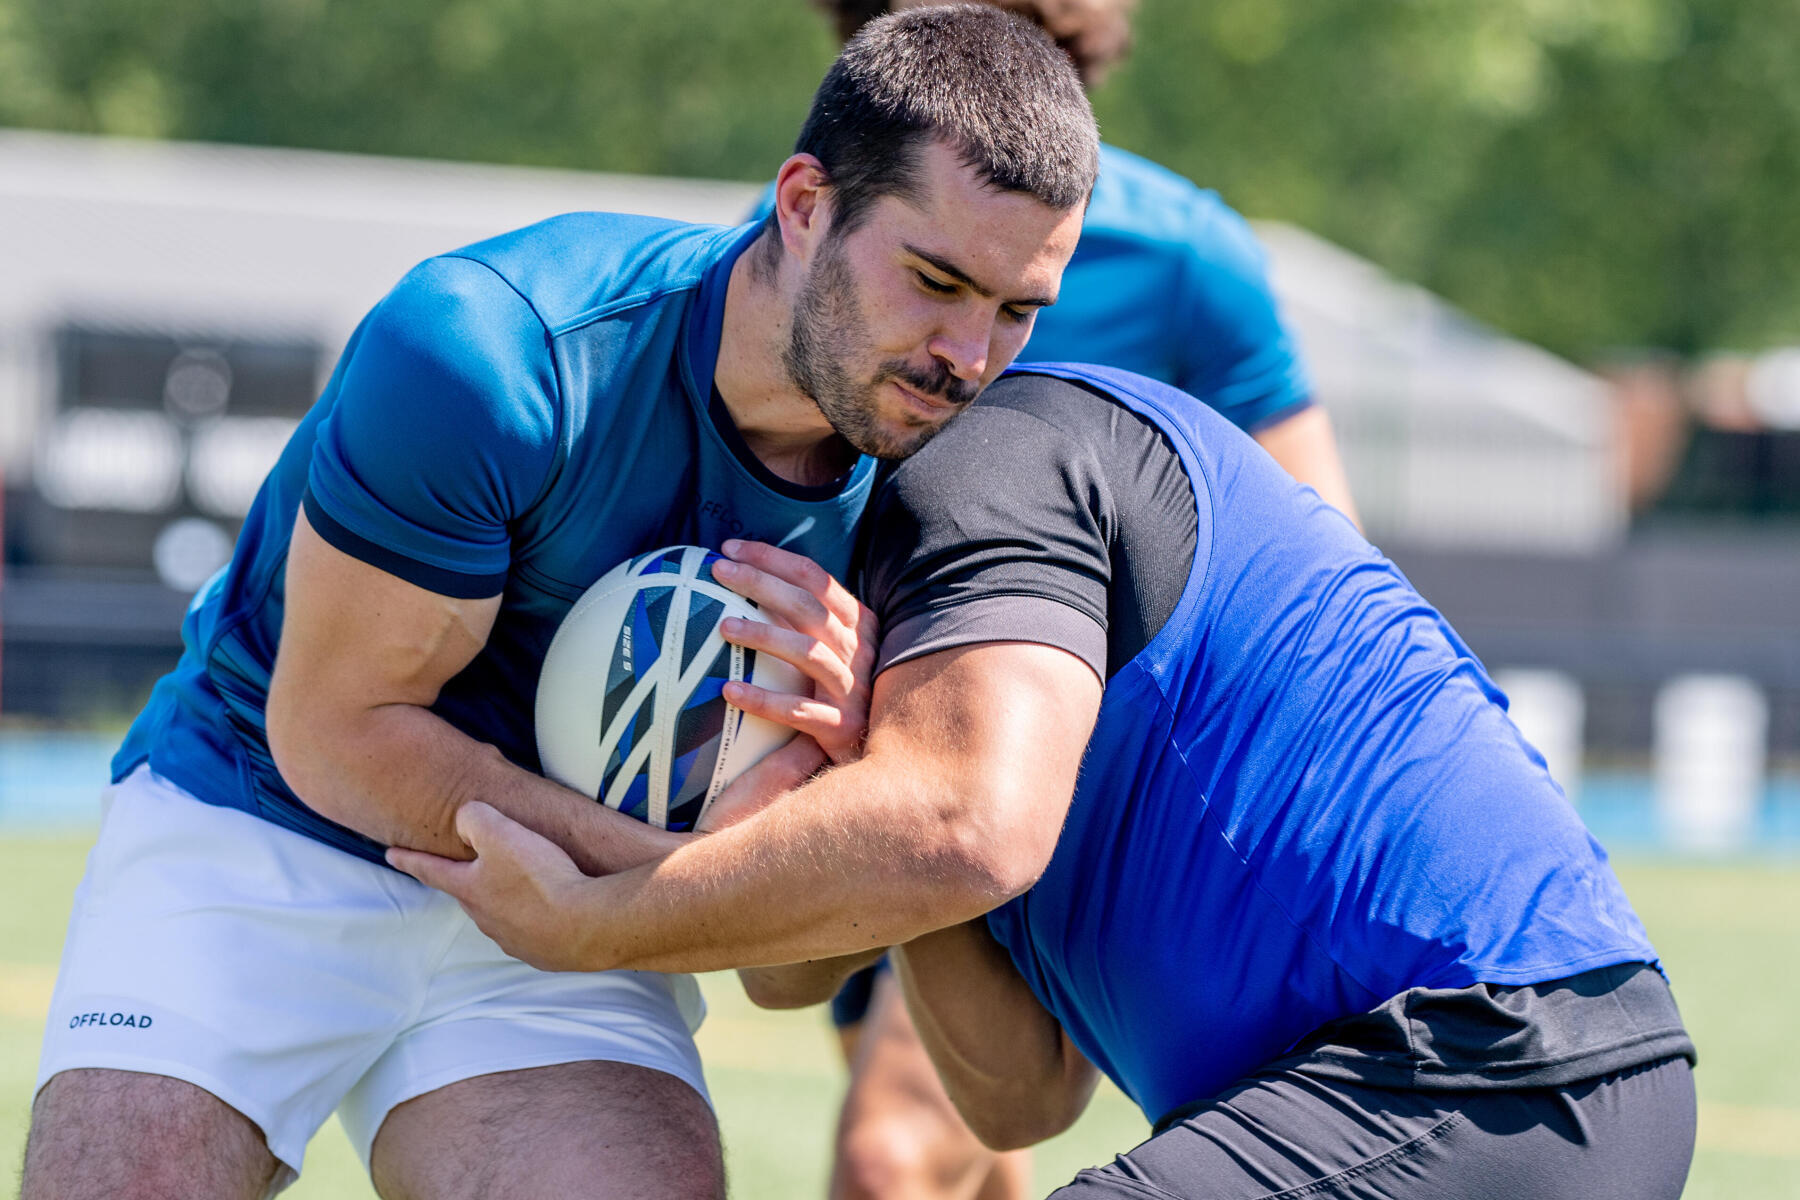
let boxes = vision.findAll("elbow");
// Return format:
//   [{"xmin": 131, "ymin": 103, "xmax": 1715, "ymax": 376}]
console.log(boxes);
[
  {"xmin": 736, "ymin": 967, "xmax": 838, "ymax": 1012},
  {"xmin": 265, "ymin": 674, "xmax": 349, "ymax": 826},
  {"xmin": 963, "ymin": 1096, "xmax": 1082, "ymax": 1153},
  {"xmin": 932, "ymin": 786, "xmax": 1060, "ymax": 917}
]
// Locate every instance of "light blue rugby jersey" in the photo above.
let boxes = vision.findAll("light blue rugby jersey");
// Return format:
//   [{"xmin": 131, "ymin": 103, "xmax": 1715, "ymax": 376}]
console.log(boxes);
[
  {"xmin": 115, "ymin": 214, "xmax": 876, "ymax": 863},
  {"xmin": 750, "ymin": 143, "xmax": 1311, "ymax": 430}
]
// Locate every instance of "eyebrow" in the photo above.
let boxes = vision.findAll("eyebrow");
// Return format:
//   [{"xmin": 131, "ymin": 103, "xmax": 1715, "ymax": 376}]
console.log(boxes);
[{"xmin": 903, "ymin": 243, "xmax": 1057, "ymax": 309}]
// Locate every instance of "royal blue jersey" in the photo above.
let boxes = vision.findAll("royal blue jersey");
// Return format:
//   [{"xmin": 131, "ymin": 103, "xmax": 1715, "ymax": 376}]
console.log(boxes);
[
  {"xmin": 116, "ymin": 215, "xmax": 875, "ymax": 863},
  {"xmin": 861, "ymin": 363, "xmax": 1658, "ymax": 1123},
  {"xmin": 751, "ymin": 144, "xmax": 1310, "ymax": 430}
]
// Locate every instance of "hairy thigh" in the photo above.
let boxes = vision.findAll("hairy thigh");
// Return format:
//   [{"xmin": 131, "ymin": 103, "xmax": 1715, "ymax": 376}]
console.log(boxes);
[
  {"xmin": 369, "ymin": 1060, "xmax": 722, "ymax": 1200},
  {"xmin": 22, "ymin": 1069, "xmax": 280, "ymax": 1200}
]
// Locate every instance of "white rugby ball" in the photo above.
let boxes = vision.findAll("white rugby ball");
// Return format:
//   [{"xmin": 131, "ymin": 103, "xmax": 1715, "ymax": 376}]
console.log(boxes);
[{"xmin": 535, "ymin": 545, "xmax": 805, "ymax": 831}]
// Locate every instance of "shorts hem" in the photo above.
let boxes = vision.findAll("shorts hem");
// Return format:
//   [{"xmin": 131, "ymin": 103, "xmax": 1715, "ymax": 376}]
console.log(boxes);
[{"xmin": 35, "ymin": 1052, "xmax": 311, "ymax": 1177}]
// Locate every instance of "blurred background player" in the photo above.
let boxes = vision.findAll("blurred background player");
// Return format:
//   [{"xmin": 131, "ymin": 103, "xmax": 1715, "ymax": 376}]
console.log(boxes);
[
  {"xmin": 765, "ymin": 4, "xmax": 1359, "ymax": 1197},
  {"xmin": 19, "ymin": 11, "xmax": 1096, "ymax": 1199}
]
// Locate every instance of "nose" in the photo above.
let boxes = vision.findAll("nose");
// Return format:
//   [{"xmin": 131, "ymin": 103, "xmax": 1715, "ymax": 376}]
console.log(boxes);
[{"xmin": 928, "ymin": 310, "xmax": 992, "ymax": 382}]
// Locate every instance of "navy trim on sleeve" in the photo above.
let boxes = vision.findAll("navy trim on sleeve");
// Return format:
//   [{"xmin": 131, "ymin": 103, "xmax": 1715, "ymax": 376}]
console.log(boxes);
[{"xmin": 302, "ymin": 487, "xmax": 508, "ymax": 599}]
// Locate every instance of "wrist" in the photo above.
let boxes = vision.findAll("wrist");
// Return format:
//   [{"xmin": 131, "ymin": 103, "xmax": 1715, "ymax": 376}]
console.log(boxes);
[
  {"xmin": 565, "ymin": 875, "xmax": 623, "ymax": 972},
  {"xmin": 568, "ymin": 801, "xmax": 684, "ymax": 876}
]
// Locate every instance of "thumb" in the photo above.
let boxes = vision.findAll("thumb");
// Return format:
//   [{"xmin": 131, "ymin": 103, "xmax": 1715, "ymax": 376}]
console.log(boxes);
[
  {"xmin": 454, "ymin": 801, "xmax": 573, "ymax": 871},
  {"xmin": 454, "ymin": 800, "xmax": 516, "ymax": 852}
]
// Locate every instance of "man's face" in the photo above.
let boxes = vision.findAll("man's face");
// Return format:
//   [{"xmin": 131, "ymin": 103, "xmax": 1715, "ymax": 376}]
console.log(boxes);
[{"xmin": 784, "ymin": 139, "xmax": 1084, "ymax": 460}]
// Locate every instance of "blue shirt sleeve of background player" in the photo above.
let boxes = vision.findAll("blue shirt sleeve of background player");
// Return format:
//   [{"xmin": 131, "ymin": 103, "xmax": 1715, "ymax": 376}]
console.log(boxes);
[
  {"xmin": 1175, "ymin": 205, "xmax": 1313, "ymax": 433},
  {"xmin": 745, "ymin": 182, "xmax": 777, "ymax": 224},
  {"xmin": 303, "ymin": 255, "xmax": 559, "ymax": 598}
]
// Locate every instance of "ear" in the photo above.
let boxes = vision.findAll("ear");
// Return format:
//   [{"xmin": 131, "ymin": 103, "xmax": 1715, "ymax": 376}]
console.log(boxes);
[{"xmin": 773, "ymin": 153, "xmax": 834, "ymax": 263}]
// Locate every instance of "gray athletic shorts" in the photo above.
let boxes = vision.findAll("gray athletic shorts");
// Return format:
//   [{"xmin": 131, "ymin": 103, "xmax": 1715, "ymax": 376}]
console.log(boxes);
[{"xmin": 1051, "ymin": 1055, "xmax": 1695, "ymax": 1200}]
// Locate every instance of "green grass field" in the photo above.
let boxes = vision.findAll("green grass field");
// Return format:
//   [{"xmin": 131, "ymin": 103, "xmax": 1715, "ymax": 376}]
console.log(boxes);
[{"xmin": 3, "ymin": 835, "xmax": 1797, "ymax": 1197}]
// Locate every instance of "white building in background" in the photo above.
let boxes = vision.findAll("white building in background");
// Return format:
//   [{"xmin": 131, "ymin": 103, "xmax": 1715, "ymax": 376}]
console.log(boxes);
[
  {"xmin": 0, "ymin": 128, "xmax": 1622, "ymax": 566},
  {"xmin": 1258, "ymin": 226, "xmax": 1624, "ymax": 554}
]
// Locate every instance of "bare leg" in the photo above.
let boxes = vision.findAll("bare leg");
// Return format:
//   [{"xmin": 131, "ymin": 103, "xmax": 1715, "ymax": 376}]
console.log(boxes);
[
  {"xmin": 369, "ymin": 1060, "xmax": 723, "ymax": 1200},
  {"xmin": 831, "ymin": 974, "xmax": 1032, "ymax": 1200},
  {"xmin": 22, "ymin": 1069, "xmax": 281, "ymax": 1200}
]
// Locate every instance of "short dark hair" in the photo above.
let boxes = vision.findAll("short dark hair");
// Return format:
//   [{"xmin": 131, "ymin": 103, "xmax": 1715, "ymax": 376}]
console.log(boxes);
[
  {"xmin": 792, "ymin": 5, "xmax": 1099, "ymax": 237},
  {"xmin": 813, "ymin": 0, "xmax": 1138, "ymax": 86}
]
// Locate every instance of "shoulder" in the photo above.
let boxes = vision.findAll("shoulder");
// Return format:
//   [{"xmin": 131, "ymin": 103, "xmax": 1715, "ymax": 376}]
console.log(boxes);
[
  {"xmin": 446, "ymin": 212, "xmax": 744, "ymax": 332},
  {"xmin": 332, "ymin": 256, "xmax": 560, "ymax": 496},
  {"xmin": 880, "ymin": 375, "xmax": 1109, "ymax": 501}
]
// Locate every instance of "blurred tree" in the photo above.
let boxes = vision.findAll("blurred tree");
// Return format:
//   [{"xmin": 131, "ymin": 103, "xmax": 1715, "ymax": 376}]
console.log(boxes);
[
  {"xmin": 0, "ymin": 0, "xmax": 1795, "ymax": 360},
  {"xmin": 0, "ymin": 0, "xmax": 837, "ymax": 178}
]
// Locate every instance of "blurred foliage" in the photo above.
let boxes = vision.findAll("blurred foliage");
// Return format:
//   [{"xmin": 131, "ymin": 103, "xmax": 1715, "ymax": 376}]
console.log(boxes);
[{"xmin": 0, "ymin": 0, "xmax": 1796, "ymax": 358}]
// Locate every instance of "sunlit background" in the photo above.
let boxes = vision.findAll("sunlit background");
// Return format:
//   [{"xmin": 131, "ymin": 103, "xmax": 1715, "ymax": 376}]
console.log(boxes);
[{"xmin": 0, "ymin": 0, "xmax": 1796, "ymax": 1195}]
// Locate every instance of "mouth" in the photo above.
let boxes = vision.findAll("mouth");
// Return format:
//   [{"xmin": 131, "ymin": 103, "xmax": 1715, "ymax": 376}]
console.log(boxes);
[{"xmin": 889, "ymin": 379, "xmax": 959, "ymax": 418}]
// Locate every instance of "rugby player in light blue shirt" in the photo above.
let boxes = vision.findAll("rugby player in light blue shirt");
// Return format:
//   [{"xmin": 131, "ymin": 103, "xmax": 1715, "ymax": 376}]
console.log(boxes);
[{"xmin": 23, "ymin": 12, "xmax": 1098, "ymax": 1200}]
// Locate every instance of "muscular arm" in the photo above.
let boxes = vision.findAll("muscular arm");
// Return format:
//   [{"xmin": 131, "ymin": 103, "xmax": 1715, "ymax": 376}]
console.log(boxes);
[
  {"xmin": 736, "ymin": 948, "xmax": 889, "ymax": 1011},
  {"xmin": 892, "ymin": 920, "xmax": 1100, "ymax": 1150},
  {"xmin": 266, "ymin": 511, "xmax": 682, "ymax": 874},
  {"xmin": 1254, "ymin": 405, "xmax": 1361, "ymax": 530},
  {"xmin": 394, "ymin": 639, "xmax": 1102, "ymax": 974}
]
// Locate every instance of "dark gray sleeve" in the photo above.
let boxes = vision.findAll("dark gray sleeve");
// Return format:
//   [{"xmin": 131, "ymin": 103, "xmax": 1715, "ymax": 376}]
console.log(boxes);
[{"xmin": 858, "ymin": 403, "xmax": 1111, "ymax": 680}]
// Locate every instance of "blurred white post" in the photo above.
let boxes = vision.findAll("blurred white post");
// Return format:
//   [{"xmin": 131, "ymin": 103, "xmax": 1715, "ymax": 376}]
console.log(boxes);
[
  {"xmin": 1655, "ymin": 674, "xmax": 1767, "ymax": 853},
  {"xmin": 1496, "ymin": 669, "xmax": 1586, "ymax": 807}
]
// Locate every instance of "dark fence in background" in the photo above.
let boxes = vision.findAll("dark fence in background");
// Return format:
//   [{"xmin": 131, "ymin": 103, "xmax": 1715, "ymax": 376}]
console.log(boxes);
[{"xmin": 5, "ymin": 526, "xmax": 1799, "ymax": 761}]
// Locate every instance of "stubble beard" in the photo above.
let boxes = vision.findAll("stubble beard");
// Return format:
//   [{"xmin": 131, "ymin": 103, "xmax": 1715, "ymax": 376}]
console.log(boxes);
[{"xmin": 784, "ymin": 237, "xmax": 980, "ymax": 461}]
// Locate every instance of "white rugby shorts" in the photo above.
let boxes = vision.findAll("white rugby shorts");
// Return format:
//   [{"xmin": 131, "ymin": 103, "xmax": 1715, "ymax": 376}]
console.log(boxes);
[{"xmin": 35, "ymin": 765, "xmax": 708, "ymax": 1187}]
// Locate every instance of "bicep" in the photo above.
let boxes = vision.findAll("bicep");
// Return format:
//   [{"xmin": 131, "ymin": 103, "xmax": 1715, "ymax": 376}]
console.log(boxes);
[
  {"xmin": 271, "ymin": 510, "xmax": 500, "ymax": 731},
  {"xmin": 868, "ymin": 641, "xmax": 1102, "ymax": 894}
]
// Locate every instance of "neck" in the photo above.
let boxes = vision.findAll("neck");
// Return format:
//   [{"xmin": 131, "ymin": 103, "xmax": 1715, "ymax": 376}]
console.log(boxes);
[{"xmin": 714, "ymin": 233, "xmax": 859, "ymax": 488}]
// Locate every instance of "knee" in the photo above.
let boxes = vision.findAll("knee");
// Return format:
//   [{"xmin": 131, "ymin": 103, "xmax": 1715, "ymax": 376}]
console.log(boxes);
[{"xmin": 833, "ymin": 1116, "xmax": 938, "ymax": 1200}]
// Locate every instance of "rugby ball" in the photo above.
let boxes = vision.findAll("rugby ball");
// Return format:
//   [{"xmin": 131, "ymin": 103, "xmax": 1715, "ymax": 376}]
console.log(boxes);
[{"xmin": 536, "ymin": 545, "xmax": 805, "ymax": 831}]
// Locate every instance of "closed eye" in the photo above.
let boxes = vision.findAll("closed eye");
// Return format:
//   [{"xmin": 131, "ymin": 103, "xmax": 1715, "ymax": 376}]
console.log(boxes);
[{"xmin": 916, "ymin": 271, "xmax": 958, "ymax": 295}]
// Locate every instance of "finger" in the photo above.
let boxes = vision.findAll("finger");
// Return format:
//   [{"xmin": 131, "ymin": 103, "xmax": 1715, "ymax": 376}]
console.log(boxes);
[
  {"xmin": 386, "ymin": 846, "xmax": 480, "ymax": 896},
  {"xmin": 719, "ymin": 616, "xmax": 854, "ymax": 697},
  {"xmin": 723, "ymin": 681, "xmax": 862, "ymax": 746},
  {"xmin": 726, "ymin": 539, "xmax": 868, "ymax": 631},
  {"xmin": 711, "ymin": 556, "xmax": 831, "ymax": 637},
  {"xmin": 455, "ymin": 802, "xmax": 576, "ymax": 873},
  {"xmin": 721, "ymin": 539, "xmax": 830, "ymax": 597}
]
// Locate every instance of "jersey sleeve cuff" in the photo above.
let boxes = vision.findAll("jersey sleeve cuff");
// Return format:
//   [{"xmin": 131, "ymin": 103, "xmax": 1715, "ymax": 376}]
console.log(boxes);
[
  {"xmin": 876, "ymin": 595, "xmax": 1107, "ymax": 681},
  {"xmin": 302, "ymin": 488, "xmax": 508, "ymax": 599}
]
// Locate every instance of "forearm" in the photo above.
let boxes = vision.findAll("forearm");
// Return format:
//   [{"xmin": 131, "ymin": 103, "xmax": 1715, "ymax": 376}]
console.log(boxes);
[
  {"xmin": 273, "ymin": 701, "xmax": 680, "ymax": 876},
  {"xmin": 737, "ymin": 947, "xmax": 888, "ymax": 1010},
  {"xmin": 892, "ymin": 921, "xmax": 1097, "ymax": 1149},
  {"xmin": 569, "ymin": 751, "xmax": 1021, "ymax": 972},
  {"xmin": 551, "ymin": 643, "xmax": 1091, "ymax": 974}
]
